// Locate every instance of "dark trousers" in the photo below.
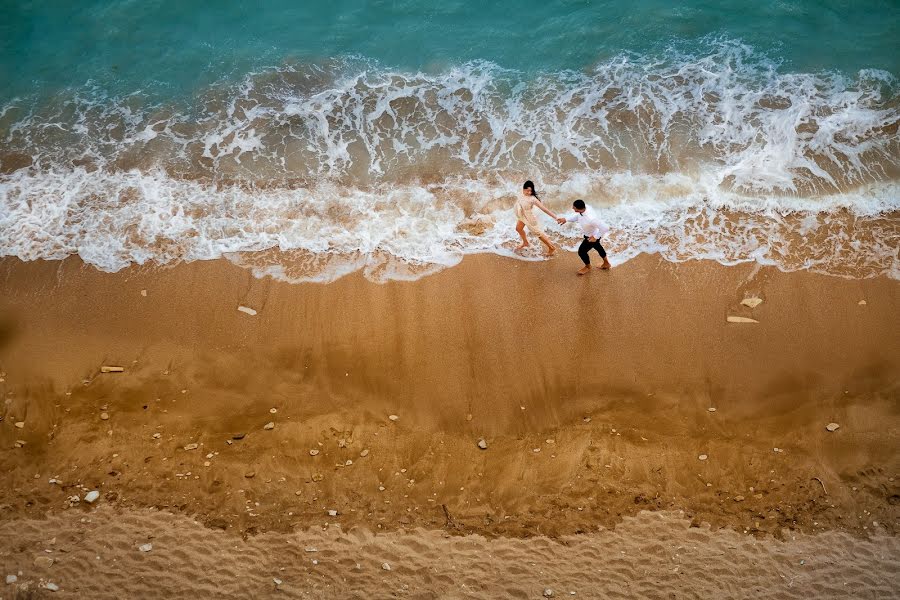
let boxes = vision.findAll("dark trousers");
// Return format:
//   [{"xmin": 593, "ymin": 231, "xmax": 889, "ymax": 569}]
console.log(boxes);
[{"xmin": 577, "ymin": 236, "xmax": 607, "ymax": 265}]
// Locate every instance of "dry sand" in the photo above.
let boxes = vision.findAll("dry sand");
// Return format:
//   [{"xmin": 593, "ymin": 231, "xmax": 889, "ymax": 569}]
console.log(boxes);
[{"xmin": 0, "ymin": 253, "xmax": 898, "ymax": 598}]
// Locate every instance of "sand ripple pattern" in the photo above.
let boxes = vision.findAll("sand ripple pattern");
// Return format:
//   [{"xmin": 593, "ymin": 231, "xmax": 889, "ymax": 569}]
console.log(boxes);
[{"xmin": 1, "ymin": 508, "xmax": 898, "ymax": 599}]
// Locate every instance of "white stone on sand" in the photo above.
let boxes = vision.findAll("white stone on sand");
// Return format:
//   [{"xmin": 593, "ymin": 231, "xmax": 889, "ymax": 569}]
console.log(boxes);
[
  {"xmin": 726, "ymin": 316, "xmax": 759, "ymax": 323},
  {"xmin": 741, "ymin": 297, "xmax": 763, "ymax": 308}
]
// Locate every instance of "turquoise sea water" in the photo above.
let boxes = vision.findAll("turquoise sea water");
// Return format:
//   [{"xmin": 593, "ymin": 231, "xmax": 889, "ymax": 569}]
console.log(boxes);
[
  {"xmin": 1, "ymin": 1, "xmax": 898, "ymax": 282},
  {"xmin": 2, "ymin": 0, "xmax": 898, "ymax": 101}
]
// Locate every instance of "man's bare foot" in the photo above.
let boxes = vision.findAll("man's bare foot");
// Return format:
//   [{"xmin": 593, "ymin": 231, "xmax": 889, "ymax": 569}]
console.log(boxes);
[
  {"xmin": 544, "ymin": 245, "xmax": 556, "ymax": 257},
  {"xmin": 599, "ymin": 260, "xmax": 611, "ymax": 270},
  {"xmin": 515, "ymin": 242, "xmax": 529, "ymax": 251},
  {"xmin": 577, "ymin": 265, "xmax": 591, "ymax": 276}
]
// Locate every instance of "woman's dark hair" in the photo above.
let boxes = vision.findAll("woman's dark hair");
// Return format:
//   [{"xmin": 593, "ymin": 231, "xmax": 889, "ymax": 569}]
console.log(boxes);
[{"xmin": 522, "ymin": 180, "xmax": 540, "ymax": 200}]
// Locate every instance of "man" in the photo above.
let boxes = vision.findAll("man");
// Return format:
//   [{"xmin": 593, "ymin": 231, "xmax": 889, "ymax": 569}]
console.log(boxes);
[{"xmin": 557, "ymin": 199, "xmax": 611, "ymax": 275}]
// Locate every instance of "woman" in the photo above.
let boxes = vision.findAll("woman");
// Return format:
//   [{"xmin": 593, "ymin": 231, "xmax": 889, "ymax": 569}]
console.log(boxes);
[{"xmin": 515, "ymin": 180, "xmax": 558, "ymax": 255}]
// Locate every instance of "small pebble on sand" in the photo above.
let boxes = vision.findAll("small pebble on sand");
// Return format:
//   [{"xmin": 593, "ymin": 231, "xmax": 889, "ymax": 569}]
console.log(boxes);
[
  {"xmin": 477, "ymin": 439, "xmax": 488, "ymax": 450},
  {"xmin": 309, "ymin": 449, "xmax": 319, "ymax": 456},
  {"xmin": 741, "ymin": 297, "xmax": 763, "ymax": 308},
  {"xmin": 382, "ymin": 562, "xmax": 391, "ymax": 571},
  {"xmin": 263, "ymin": 422, "xmax": 275, "ymax": 430},
  {"xmin": 100, "ymin": 412, "xmax": 109, "ymax": 421},
  {"xmin": 388, "ymin": 415, "xmax": 399, "ymax": 421},
  {"xmin": 84, "ymin": 490, "xmax": 100, "ymax": 503},
  {"xmin": 138, "ymin": 543, "xmax": 152, "ymax": 552},
  {"xmin": 826, "ymin": 422, "xmax": 840, "ymax": 432},
  {"xmin": 699, "ymin": 454, "xmax": 708, "ymax": 461},
  {"xmin": 237, "ymin": 306, "xmax": 257, "ymax": 316}
]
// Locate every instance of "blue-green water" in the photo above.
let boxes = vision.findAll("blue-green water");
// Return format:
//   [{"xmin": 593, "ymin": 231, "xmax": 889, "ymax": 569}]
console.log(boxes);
[
  {"xmin": 2, "ymin": 0, "xmax": 898, "ymax": 101},
  {"xmin": 1, "ymin": 1, "xmax": 898, "ymax": 282}
]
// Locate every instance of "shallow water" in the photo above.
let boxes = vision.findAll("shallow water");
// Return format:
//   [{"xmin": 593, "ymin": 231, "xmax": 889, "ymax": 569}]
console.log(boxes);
[{"xmin": 1, "ymin": 1, "xmax": 898, "ymax": 281}]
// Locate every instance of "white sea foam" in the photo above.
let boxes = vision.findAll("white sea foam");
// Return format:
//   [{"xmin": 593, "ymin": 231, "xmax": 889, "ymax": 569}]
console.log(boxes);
[
  {"xmin": 0, "ymin": 39, "xmax": 897, "ymax": 282},
  {"xmin": 1, "ymin": 167, "xmax": 896, "ymax": 282}
]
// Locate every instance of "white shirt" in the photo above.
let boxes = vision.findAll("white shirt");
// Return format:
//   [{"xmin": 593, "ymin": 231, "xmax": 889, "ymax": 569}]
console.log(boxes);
[{"xmin": 568, "ymin": 206, "xmax": 610, "ymax": 239}]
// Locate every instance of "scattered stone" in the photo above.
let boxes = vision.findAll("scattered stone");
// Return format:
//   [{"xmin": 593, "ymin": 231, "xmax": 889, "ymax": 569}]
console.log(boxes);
[
  {"xmin": 152, "ymin": 433, "xmax": 161, "ymax": 439},
  {"xmin": 477, "ymin": 438, "xmax": 488, "ymax": 450},
  {"xmin": 359, "ymin": 449, "xmax": 369, "ymax": 457},
  {"xmin": 14, "ymin": 440, "xmax": 26, "ymax": 448},
  {"xmin": 99, "ymin": 412, "xmax": 109, "ymax": 421},
  {"xmin": 232, "ymin": 433, "xmax": 246, "ymax": 440},
  {"xmin": 826, "ymin": 422, "xmax": 840, "ymax": 432},
  {"xmin": 100, "ymin": 366, "xmax": 124, "ymax": 373},
  {"xmin": 381, "ymin": 562, "xmax": 391, "ymax": 571},
  {"xmin": 263, "ymin": 422, "xmax": 275, "ymax": 430},
  {"xmin": 45, "ymin": 582, "xmax": 59, "ymax": 592},
  {"xmin": 138, "ymin": 543, "xmax": 152, "ymax": 552},
  {"xmin": 544, "ymin": 589, "xmax": 554, "ymax": 597},
  {"xmin": 858, "ymin": 300, "xmax": 867, "ymax": 305},
  {"xmin": 327, "ymin": 509, "xmax": 338, "ymax": 517},
  {"xmin": 140, "ymin": 289, "xmax": 147, "ymax": 297},
  {"xmin": 311, "ymin": 473, "xmax": 324, "ymax": 482},
  {"xmin": 269, "ymin": 408, "xmax": 277, "ymax": 414},
  {"xmin": 309, "ymin": 449, "xmax": 319, "ymax": 456},
  {"xmin": 741, "ymin": 297, "xmax": 763, "ymax": 308},
  {"xmin": 734, "ymin": 495, "xmax": 745, "ymax": 502},
  {"xmin": 183, "ymin": 443, "xmax": 199, "ymax": 451},
  {"xmin": 14, "ymin": 421, "xmax": 24, "ymax": 429},
  {"xmin": 237, "ymin": 306, "xmax": 257, "ymax": 316},
  {"xmin": 244, "ymin": 471, "xmax": 256, "ymax": 479},
  {"xmin": 203, "ymin": 461, "xmax": 211, "ymax": 467},
  {"xmin": 345, "ymin": 459, "xmax": 353, "ymax": 466},
  {"xmin": 546, "ymin": 439, "xmax": 555, "ymax": 445},
  {"xmin": 773, "ymin": 447, "xmax": 783, "ymax": 453},
  {"xmin": 6, "ymin": 574, "xmax": 17, "ymax": 584},
  {"xmin": 698, "ymin": 454, "xmax": 708, "ymax": 461},
  {"xmin": 708, "ymin": 407, "xmax": 717, "ymax": 412},
  {"xmin": 273, "ymin": 578, "xmax": 282, "ymax": 586},
  {"xmin": 67, "ymin": 495, "xmax": 80, "ymax": 506},
  {"xmin": 84, "ymin": 490, "xmax": 100, "ymax": 504},
  {"xmin": 34, "ymin": 556, "xmax": 54, "ymax": 568},
  {"xmin": 726, "ymin": 316, "xmax": 759, "ymax": 324},
  {"xmin": 466, "ymin": 414, "xmax": 473, "ymax": 421},
  {"xmin": 533, "ymin": 448, "xmax": 541, "ymax": 453},
  {"xmin": 583, "ymin": 417, "xmax": 591, "ymax": 423},
  {"xmin": 388, "ymin": 415, "xmax": 399, "ymax": 421},
  {"xmin": 304, "ymin": 547, "xmax": 318, "ymax": 552}
]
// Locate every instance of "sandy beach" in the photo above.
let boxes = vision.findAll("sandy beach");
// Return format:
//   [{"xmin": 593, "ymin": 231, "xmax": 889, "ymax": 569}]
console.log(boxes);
[{"xmin": 0, "ymin": 254, "xmax": 898, "ymax": 597}]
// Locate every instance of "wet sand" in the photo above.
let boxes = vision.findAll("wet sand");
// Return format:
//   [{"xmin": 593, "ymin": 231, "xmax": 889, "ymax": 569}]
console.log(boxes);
[{"xmin": 0, "ymin": 253, "xmax": 898, "ymax": 597}]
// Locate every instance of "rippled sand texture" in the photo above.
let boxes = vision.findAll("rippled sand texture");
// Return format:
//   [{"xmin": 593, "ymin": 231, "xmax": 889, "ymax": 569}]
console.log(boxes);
[{"xmin": 2, "ymin": 508, "xmax": 898, "ymax": 599}]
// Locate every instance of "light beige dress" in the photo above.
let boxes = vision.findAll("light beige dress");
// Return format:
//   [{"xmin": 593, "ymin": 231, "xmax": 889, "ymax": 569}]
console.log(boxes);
[{"xmin": 515, "ymin": 196, "xmax": 544, "ymax": 234}]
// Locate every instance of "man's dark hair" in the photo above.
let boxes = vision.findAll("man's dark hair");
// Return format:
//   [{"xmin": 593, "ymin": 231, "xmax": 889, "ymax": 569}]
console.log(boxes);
[{"xmin": 573, "ymin": 199, "xmax": 586, "ymax": 210}]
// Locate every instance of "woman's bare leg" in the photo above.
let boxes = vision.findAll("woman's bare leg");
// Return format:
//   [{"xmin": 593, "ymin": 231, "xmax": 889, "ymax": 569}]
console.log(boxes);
[
  {"xmin": 538, "ymin": 233, "xmax": 556, "ymax": 256},
  {"xmin": 515, "ymin": 221, "xmax": 529, "ymax": 250}
]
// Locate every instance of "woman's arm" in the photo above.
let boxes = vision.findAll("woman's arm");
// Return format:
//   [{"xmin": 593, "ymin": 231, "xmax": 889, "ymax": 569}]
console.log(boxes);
[{"xmin": 534, "ymin": 199, "xmax": 558, "ymax": 220}]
